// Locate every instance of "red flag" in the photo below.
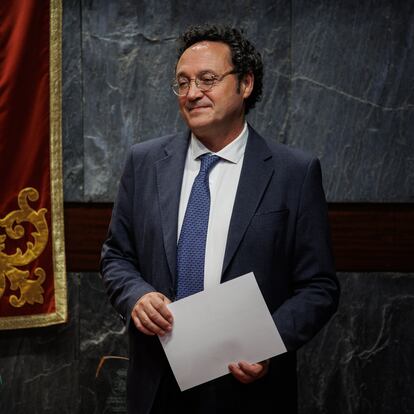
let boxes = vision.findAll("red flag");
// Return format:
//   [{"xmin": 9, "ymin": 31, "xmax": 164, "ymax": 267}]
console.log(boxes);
[{"xmin": 0, "ymin": 0, "xmax": 67, "ymax": 329}]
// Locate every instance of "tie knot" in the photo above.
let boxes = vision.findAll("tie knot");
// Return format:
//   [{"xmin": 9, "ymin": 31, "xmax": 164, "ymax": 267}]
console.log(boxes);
[{"xmin": 199, "ymin": 154, "xmax": 220, "ymax": 175}]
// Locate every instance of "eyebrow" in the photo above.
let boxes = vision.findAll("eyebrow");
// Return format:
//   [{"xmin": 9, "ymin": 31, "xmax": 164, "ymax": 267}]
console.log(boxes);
[{"xmin": 175, "ymin": 69, "xmax": 218, "ymax": 78}]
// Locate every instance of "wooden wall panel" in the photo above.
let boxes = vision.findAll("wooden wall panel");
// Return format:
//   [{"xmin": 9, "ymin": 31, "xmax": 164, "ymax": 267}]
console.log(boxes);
[
  {"xmin": 329, "ymin": 204, "xmax": 414, "ymax": 271},
  {"xmin": 64, "ymin": 203, "xmax": 414, "ymax": 272}
]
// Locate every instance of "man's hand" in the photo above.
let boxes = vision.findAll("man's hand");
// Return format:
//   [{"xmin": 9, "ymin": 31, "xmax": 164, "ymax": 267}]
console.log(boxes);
[
  {"xmin": 131, "ymin": 292, "xmax": 173, "ymax": 336},
  {"xmin": 228, "ymin": 359, "xmax": 270, "ymax": 384}
]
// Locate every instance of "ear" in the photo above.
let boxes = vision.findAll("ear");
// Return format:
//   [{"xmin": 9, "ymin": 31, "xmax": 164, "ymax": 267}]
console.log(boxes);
[{"xmin": 241, "ymin": 72, "xmax": 254, "ymax": 99}]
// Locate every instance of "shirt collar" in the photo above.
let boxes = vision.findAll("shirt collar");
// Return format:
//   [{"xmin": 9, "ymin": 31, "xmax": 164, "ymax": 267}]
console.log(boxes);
[{"xmin": 190, "ymin": 122, "xmax": 248, "ymax": 164}]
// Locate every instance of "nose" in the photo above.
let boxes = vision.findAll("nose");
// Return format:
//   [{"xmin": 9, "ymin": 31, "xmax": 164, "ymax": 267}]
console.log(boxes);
[{"xmin": 186, "ymin": 80, "xmax": 203, "ymax": 100}]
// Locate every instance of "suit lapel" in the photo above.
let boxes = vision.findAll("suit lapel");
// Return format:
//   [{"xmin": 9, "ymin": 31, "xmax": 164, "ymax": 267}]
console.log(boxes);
[
  {"xmin": 155, "ymin": 131, "xmax": 189, "ymax": 286},
  {"xmin": 222, "ymin": 126, "xmax": 274, "ymax": 278}
]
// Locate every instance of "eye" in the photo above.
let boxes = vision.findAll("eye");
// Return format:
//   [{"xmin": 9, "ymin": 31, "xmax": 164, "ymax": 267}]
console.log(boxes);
[
  {"xmin": 199, "ymin": 74, "xmax": 217, "ymax": 86},
  {"xmin": 175, "ymin": 78, "xmax": 189, "ymax": 89}
]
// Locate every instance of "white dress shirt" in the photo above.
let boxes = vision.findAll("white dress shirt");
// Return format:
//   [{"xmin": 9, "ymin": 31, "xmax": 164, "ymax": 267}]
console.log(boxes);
[{"xmin": 177, "ymin": 123, "xmax": 248, "ymax": 289}]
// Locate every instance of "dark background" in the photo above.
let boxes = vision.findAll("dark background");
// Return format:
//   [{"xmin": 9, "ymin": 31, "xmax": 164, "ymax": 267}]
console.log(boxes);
[{"xmin": 0, "ymin": 1, "xmax": 413, "ymax": 413}]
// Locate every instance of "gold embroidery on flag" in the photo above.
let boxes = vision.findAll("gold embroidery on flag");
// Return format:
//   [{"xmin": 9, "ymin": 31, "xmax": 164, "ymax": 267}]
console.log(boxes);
[{"xmin": 0, "ymin": 187, "xmax": 48, "ymax": 307}]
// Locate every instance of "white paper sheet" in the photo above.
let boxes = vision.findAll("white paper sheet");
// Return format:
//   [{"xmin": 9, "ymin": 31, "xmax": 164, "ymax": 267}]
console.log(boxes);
[{"xmin": 158, "ymin": 272, "xmax": 287, "ymax": 391}]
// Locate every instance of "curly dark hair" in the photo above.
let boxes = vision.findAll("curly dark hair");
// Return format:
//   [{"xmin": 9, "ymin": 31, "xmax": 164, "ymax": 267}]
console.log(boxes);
[{"xmin": 177, "ymin": 24, "xmax": 263, "ymax": 115}]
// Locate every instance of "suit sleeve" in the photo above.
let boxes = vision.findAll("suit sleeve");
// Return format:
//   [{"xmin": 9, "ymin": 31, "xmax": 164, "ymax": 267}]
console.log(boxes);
[
  {"xmin": 100, "ymin": 149, "xmax": 155, "ymax": 326},
  {"xmin": 274, "ymin": 158, "xmax": 340, "ymax": 351}
]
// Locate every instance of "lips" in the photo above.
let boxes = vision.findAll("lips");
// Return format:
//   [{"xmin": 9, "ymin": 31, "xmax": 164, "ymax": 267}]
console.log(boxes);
[{"xmin": 187, "ymin": 105, "xmax": 210, "ymax": 112}]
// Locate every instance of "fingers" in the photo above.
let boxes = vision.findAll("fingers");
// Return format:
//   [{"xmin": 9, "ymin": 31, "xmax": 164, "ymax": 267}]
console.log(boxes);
[
  {"xmin": 228, "ymin": 359, "xmax": 269, "ymax": 384},
  {"xmin": 131, "ymin": 292, "xmax": 173, "ymax": 336}
]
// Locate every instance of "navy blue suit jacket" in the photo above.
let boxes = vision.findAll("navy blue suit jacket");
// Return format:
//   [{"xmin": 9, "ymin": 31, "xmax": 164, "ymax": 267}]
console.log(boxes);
[{"xmin": 101, "ymin": 125, "xmax": 339, "ymax": 413}]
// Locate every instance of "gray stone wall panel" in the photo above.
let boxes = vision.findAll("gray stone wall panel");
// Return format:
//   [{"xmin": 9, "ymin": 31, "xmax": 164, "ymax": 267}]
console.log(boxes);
[
  {"xmin": 290, "ymin": 1, "xmax": 414, "ymax": 201},
  {"xmin": 298, "ymin": 272, "xmax": 414, "ymax": 414},
  {"xmin": 0, "ymin": 274, "xmax": 80, "ymax": 414},
  {"xmin": 63, "ymin": 0, "xmax": 84, "ymax": 201},
  {"xmin": 81, "ymin": 0, "xmax": 290, "ymax": 200},
  {"xmin": 79, "ymin": 272, "xmax": 128, "ymax": 413}
]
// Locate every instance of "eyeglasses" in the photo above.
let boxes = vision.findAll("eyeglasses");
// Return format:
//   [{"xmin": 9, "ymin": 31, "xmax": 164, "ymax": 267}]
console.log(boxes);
[{"xmin": 171, "ymin": 69, "xmax": 236, "ymax": 96}]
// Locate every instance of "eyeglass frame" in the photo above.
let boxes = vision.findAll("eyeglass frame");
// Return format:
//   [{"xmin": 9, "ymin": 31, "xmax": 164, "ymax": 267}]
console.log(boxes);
[{"xmin": 171, "ymin": 69, "xmax": 237, "ymax": 96}]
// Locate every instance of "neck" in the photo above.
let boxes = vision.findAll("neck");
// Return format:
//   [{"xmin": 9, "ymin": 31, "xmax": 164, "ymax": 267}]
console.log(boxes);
[{"xmin": 194, "ymin": 120, "xmax": 246, "ymax": 152}]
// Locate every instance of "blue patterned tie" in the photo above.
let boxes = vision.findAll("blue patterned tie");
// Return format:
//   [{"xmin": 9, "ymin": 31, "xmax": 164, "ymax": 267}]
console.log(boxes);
[{"xmin": 176, "ymin": 154, "xmax": 221, "ymax": 300}]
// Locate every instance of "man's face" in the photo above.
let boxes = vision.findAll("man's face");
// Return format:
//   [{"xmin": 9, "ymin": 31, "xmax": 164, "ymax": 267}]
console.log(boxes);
[{"xmin": 175, "ymin": 41, "xmax": 253, "ymax": 139}]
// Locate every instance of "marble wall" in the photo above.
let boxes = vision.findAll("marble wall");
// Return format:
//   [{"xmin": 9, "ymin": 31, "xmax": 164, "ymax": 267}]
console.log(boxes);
[
  {"xmin": 289, "ymin": 1, "xmax": 414, "ymax": 201},
  {"xmin": 1, "ymin": 1, "xmax": 413, "ymax": 413},
  {"xmin": 63, "ymin": 0, "xmax": 414, "ymax": 203},
  {"xmin": 297, "ymin": 273, "xmax": 414, "ymax": 414}
]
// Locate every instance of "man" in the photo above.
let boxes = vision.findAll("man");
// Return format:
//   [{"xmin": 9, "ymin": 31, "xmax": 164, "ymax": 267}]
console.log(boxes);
[{"xmin": 101, "ymin": 24, "xmax": 339, "ymax": 414}]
